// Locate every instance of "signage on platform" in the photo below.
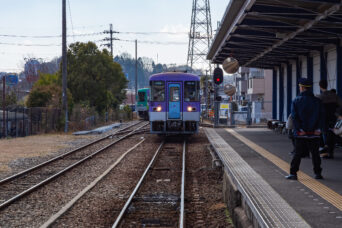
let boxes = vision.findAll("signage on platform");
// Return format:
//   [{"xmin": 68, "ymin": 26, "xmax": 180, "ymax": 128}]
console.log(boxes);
[{"xmin": 5, "ymin": 74, "xmax": 19, "ymax": 85}]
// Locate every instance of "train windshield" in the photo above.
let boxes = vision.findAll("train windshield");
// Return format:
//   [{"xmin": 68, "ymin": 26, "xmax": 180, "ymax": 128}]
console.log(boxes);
[
  {"xmin": 138, "ymin": 91, "xmax": 145, "ymax": 102},
  {"xmin": 184, "ymin": 81, "xmax": 200, "ymax": 102},
  {"xmin": 170, "ymin": 87, "xmax": 180, "ymax": 101},
  {"xmin": 151, "ymin": 81, "xmax": 165, "ymax": 101}
]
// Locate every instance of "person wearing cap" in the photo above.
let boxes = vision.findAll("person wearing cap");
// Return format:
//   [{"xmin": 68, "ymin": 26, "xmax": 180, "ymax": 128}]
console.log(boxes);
[
  {"xmin": 286, "ymin": 78, "xmax": 324, "ymax": 180},
  {"xmin": 317, "ymin": 79, "xmax": 342, "ymax": 159}
]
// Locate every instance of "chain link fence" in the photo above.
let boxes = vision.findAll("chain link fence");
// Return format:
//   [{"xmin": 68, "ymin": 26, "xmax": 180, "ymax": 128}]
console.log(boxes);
[
  {"xmin": 0, "ymin": 106, "xmax": 61, "ymax": 138},
  {"xmin": 0, "ymin": 106, "xmax": 133, "ymax": 139}
]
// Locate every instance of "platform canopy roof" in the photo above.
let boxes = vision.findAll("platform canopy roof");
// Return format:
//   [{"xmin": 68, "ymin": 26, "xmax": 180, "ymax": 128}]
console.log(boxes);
[{"xmin": 208, "ymin": 0, "xmax": 342, "ymax": 69}]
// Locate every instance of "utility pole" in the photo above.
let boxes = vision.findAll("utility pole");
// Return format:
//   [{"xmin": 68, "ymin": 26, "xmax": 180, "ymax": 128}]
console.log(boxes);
[
  {"xmin": 103, "ymin": 24, "xmax": 118, "ymax": 57},
  {"xmin": 135, "ymin": 40, "xmax": 138, "ymax": 107},
  {"xmin": 110, "ymin": 24, "xmax": 113, "ymax": 56},
  {"xmin": 2, "ymin": 76, "xmax": 6, "ymax": 137},
  {"xmin": 62, "ymin": 0, "xmax": 68, "ymax": 133},
  {"xmin": 205, "ymin": 70, "xmax": 209, "ymax": 118}
]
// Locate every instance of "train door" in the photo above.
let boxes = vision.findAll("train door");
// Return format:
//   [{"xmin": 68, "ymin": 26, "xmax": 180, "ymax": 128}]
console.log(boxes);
[{"xmin": 168, "ymin": 83, "xmax": 181, "ymax": 119}]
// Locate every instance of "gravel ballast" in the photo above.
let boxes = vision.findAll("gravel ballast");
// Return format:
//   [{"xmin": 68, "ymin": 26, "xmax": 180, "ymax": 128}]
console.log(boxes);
[{"xmin": 0, "ymin": 130, "xmax": 151, "ymax": 227}]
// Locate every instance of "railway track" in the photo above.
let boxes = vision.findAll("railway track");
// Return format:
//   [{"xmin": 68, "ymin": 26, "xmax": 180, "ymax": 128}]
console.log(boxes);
[
  {"xmin": 0, "ymin": 121, "xmax": 149, "ymax": 210},
  {"xmin": 113, "ymin": 138, "xmax": 187, "ymax": 228}
]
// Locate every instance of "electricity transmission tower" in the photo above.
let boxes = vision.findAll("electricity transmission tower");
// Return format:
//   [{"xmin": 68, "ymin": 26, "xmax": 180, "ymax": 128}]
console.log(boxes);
[{"xmin": 187, "ymin": 0, "xmax": 213, "ymax": 73}]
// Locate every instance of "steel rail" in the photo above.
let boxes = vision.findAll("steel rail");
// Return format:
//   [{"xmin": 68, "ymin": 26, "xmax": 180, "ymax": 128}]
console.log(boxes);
[
  {"xmin": 112, "ymin": 141, "xmax": 165, "ymax": 228},
  {"xmin": 0, "ymin": 123, "xmax": 149, "ymax": 210},
  {"xmin": 0, "ymin": 121, "xmax": 145, "ymax": 185},
  {"xmin": 112, "ymin": 140, "xmax": 187, "ymax": 228},
  {"xmin": 179, "ymin": 140, "xmax": 186, "ymax": 228},
  {"xmin": 40, "ymin": 138, "xmax": 146, "ymax": 228}
]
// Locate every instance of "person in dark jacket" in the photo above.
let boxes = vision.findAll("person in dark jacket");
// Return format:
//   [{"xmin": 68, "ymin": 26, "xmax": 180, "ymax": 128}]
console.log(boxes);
[
  {"xmin": 286, "ymin": 78, "xmax": 323, "ymax": 180},
  {"xmin": 317, "ymin": 80, "xmax": 342, "ymax": 159}
]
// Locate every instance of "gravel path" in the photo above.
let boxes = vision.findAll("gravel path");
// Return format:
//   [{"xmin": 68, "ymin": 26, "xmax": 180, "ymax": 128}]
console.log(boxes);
[
  {"xmin": 186, "ymin": 130, "xmax": 232, "ymax": 227},
  {"xmin": 0, "ymin": 129, "xmax": 150, "ymax": 227}
]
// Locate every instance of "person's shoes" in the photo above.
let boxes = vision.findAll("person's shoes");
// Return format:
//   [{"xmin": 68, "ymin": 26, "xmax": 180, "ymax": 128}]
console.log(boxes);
[
  {"xmin": 315, "ymin": 174, "xmax": 323, "ymax": 179},
  {"xmin": 285, "ymin": 174, "xmax": 298, "ymax": 180},
  {"xmin": 319, "ymin": 147, "xmax": 327, "ymax": 153},
  {"xmin": 320, "ymin": 152, "xmax": 329, "ymax": 158}
]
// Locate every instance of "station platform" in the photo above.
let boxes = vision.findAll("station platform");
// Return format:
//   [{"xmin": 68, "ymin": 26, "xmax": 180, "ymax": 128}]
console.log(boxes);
[{"xmin": 205, "ymin": 127, "xmax": 342, "ymax": 228}]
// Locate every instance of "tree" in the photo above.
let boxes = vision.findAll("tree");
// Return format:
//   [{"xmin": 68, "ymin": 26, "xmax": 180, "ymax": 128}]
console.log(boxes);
[
  {"xmin": 26, "ymin": 73, "xmax": 73, "ymax": 110},
  {"xmin": 0, "ymin": 91, "xmax": 17, "ymax": 107},
  {"xmin": 67, "ymin": 42, "xmax": 127, "ymax": 113}
]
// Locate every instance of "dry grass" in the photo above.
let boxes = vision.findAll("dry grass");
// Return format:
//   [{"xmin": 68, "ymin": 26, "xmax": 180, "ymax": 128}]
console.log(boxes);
[{"xmin": 0, "ymin": 134, "xmax": 94, "ymax": 173}]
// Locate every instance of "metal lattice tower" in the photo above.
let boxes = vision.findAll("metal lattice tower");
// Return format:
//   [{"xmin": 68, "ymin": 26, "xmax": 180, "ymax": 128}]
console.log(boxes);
[{"xmin": 187, "ymin": 0, "xmax": 213, "ymax": 73}]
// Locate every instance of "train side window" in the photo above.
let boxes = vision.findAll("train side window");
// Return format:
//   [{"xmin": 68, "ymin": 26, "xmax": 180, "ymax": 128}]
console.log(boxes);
[
  {"xmin": 151, "ymin": 81, "xmax": 165, "ymax": 101},
  {"xmin": 184, "ymin": 81, "xmax": 199, "ymax": 102},
  {"xmin": 170, "ymin": 87, "xmax": 180, "ymax": 102}
]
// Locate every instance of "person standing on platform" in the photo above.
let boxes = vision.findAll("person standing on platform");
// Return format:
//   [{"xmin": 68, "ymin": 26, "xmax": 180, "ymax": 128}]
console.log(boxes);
[
  {"xmin": 318, "ymin": 79, "xmax": 342, "ymax": 159},
  {"xmin": 286, "ymin": 78, "xmax": 323, "ymax": 180}
]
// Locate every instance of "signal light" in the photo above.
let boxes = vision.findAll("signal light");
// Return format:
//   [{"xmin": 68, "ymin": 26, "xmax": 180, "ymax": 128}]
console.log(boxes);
[{"xmin": 213, "ymin": 67, "xmax": 223, "ymax": 85}]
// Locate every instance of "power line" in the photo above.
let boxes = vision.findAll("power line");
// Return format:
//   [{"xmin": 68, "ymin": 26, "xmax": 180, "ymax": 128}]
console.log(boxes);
[
  {"xmin": 0, "ymin": 32, "xmax": 104, "ymax": 38},
  {"xmin": 0, "ymin": 42, "xmax": 61, "ymax": 46},
  {"xmin": 67, "ymin": 0, "xmax": 76, "ymax": 42},
  {"xmin": 0, "ymin": 51, "xmax": 60, "ymax": 55},
  {"xmin": 0, "ymin": 31, "xmax": 187, "ymax": 39},
  {"xmin": 119, "ymin": 31, "xmax": 188, "ymax": 35},
  {"xmin": 0, "ymin": 38, "xmax": 186, "ymax": 47},
  {"xmin": 117, "ymin": 39, "xmax": 187, "ymax": 45}
]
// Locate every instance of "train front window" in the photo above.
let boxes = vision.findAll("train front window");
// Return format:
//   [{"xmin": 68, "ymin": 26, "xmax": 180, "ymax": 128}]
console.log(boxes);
[
  {"xmin": 170, "ymin": 87, "xmax": 180, "ymax": 102},
  {"xmin": 138, "ymin": 92, "xmax": 145, "ymax": 102},
  {"xmin": 151, "ymin": 81, "xmax": 165, "ymax": 101},
  {"xmin": 184, "ymin": 81, "xmax": 199, "ymax": 102}
]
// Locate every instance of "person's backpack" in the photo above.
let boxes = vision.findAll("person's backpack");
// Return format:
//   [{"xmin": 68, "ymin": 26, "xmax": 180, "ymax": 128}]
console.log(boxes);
[
  {"xmin": 286, "ymin": 114, "xmax": 293, "ymax": 130},
  {"xmin": 333, "ymin": 119, "xmax": 342, "ymax": 137}
]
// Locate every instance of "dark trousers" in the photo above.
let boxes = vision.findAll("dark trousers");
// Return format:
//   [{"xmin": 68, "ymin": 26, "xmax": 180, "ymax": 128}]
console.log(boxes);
[
  {"xmin": 290, "ymin": 138, "xmax": 322, "ymax": 175},
  {"xmin": 326, "ymin": 130, "xmax": 336, "ymax": 156}
]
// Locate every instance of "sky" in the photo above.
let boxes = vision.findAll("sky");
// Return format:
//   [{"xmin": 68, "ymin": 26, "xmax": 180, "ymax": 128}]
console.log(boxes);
[{"xmin": 0, "ymin": 0, "xmax": 230, "ymax": 73}]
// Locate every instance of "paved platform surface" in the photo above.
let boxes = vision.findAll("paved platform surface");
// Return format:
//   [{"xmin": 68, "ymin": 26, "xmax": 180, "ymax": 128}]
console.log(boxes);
[{"xmin": 214, "ymin": 128, "xmax": 342, "ymax": 228}]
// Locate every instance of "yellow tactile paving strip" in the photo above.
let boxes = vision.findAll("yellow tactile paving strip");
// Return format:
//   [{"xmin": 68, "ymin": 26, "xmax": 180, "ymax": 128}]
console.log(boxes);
[{"xmin": 226, "ymin": 128, "xmax": 342, "ymax": 212}]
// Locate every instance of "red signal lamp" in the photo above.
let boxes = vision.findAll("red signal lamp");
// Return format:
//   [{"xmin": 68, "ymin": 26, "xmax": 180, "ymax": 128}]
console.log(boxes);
[{"xmin": 213, "ymin": 67, "xmax": 223, "ymax": 85}]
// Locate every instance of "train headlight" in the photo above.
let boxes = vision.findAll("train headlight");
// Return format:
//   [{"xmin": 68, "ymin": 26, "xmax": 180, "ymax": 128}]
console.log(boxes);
[
  {"xmin": 187, "ymin": 106, "xmax": 196, "ymax": 112},
  {"xmin": 156, "ymin": 106, "xmax": 162, "ymax": 112}
]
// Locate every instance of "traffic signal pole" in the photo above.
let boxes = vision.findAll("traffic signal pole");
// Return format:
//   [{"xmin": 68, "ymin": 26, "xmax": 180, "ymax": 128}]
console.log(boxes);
[
  {"xmin": 214, "ymin": 83, "xmax": 219, "ymax": 127},
  {"xmin": 213, "ymin": 66, "xmax": 223, "ymax": 127}
]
